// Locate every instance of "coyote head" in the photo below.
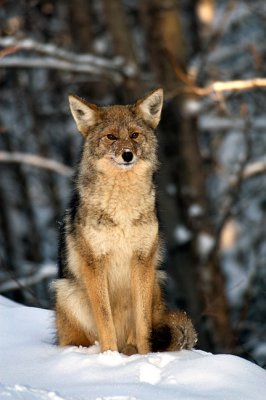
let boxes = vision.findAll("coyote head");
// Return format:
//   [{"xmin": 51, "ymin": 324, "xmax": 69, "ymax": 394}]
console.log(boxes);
[{"xmin": 68, "ymin": 89, "xmax": 163, "ymax": 172}]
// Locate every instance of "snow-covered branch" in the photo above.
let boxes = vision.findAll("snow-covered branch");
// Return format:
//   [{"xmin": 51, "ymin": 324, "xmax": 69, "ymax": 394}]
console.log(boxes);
[
  {"xmin": 199, "ymin": 116, "xmax": 266, "ymax": 131},
  {"xmin": 0, "ymin": 151, "xmax": 73, "ymax": 177},
  {"xmin": 0, "ymin": 56, "xmax": 125, "ymax": 79},
  {"xmin": 0, "ymin": 36, "xmax": 120, "ymax": 67},
  {"xmin": 0, "ymin": 36, "xmax": 137, "ymax": 81},
  {"xmin": 0, "ymin": 263, "xmax": 57, "ymax": 293}
]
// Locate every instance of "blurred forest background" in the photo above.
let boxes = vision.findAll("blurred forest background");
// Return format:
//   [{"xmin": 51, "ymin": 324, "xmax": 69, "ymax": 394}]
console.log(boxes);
[{"xmin": 0, "ymin": 0, "xmax": 266, "ymax": 367}]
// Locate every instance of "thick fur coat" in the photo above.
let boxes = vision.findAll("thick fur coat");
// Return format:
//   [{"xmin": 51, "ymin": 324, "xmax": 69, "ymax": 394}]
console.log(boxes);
[{"xmin": 53, "ymin": 89, "xmax": 197, "ymax": 355}]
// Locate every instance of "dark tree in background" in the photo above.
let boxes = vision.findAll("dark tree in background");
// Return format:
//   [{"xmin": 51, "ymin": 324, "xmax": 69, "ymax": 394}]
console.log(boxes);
[{"xmin": 1, "ymin": 0, "xmax": 266, "ymax": 366}]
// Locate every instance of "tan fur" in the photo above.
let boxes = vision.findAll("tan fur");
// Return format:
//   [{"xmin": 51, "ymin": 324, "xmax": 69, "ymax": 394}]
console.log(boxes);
[{"xmin": 54, "ymin": 89, "xmax": 197, "ymax": 354}]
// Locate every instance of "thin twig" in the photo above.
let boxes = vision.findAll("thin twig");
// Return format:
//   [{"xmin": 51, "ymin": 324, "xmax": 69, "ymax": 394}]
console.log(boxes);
[{"xmin": 0, "ymin": 151, "xmax": 73, "ymax": 177}]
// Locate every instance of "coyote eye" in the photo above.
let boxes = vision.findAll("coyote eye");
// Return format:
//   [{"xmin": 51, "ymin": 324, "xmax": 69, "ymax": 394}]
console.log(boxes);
[
  {"xmin": 130, "ymin": 132, "xmax": 139, "ymax": 139},
  {"xmin": 107, "ymin": 134, "xmax": 117, "ymax": 141}
]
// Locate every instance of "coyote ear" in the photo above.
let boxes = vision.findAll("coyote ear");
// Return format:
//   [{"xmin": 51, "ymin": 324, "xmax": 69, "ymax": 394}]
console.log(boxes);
[
  {"xmin": 135, "ymin": 88, "xmax": 163, "ymax": 128},
  {"xmin": 68, "ymin": 94, "xmax": 99, "ymax": 136}
]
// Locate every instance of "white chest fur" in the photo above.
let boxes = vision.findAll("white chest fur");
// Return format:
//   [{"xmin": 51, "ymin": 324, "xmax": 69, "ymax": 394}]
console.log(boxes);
[
  {"xmin": 79, "ymin": 162, "xmax": 158, "ymax": 300},
  {"xmin": 84, "ymin": 163, "xmax": 158, "ymax": 257}
]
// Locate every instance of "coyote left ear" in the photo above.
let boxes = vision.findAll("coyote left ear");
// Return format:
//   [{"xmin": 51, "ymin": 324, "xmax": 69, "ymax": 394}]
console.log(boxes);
[
  {"xmin": 69, "ymin": 94, "xmax": 99, "ymax": 136},
  {"xmin": 135, "ymin": 88, "xmax": 163, "ymax": 129}
]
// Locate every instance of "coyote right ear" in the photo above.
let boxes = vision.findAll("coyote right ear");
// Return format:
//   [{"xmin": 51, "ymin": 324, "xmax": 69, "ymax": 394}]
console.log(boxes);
[
  {"xmin": 68, "ymin": 94, "xmax": 99, "ymax": 136},
  {"xmin": 135, "ymin": 88, "xmax": 163, "ymax": 129}
]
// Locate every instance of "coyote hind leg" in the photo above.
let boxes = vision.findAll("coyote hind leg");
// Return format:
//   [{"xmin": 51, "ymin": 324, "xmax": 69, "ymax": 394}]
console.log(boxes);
[
  {"xmin": 54, "ymin": 279, "xmax": 97, "ymax": 347},
  {"xmin": 55, "ymin": 304, "xmax": 95, "ymax": 347}
]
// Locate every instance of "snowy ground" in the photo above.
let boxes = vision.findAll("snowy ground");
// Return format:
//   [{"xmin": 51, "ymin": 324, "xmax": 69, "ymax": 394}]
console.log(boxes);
[{"xmin": 0, "ymin": 296, "xmax": 265, "ymax": 400}]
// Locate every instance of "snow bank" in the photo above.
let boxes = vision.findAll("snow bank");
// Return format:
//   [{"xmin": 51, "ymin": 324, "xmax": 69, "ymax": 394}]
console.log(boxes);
[{"xmin": 0, "ymin": 296, "xmax": 265, "ymax": 400}]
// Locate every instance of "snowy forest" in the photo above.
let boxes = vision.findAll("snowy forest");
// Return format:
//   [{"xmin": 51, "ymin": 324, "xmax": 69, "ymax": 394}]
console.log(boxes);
[{"xmin": 0, "ymin": 0, "xmax": 266, "ymax": 370}]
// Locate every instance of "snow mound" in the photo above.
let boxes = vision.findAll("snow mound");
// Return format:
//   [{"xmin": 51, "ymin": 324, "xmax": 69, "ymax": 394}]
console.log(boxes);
[{"xmin": 0, "ymin": 296, "xmax": 265, "ymax": 400}]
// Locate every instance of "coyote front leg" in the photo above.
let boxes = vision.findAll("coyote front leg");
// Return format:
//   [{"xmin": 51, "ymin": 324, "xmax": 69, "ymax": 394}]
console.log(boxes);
[
  {"xmin": 80, "ymin": 257, "xmax": 117, "ymax": 352},
  {"xmin": 131, "ymin": 254, "xmax": 155, "ymax": 354}
]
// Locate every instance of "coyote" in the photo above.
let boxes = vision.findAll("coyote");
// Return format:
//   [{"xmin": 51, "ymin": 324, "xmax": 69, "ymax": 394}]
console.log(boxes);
[{"xmin": 54, "ymin": 89, "xmax": 197, "ymax": 355}]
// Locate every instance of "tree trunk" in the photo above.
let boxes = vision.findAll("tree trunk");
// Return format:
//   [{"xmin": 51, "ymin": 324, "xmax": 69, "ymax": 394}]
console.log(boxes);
[
  {"xmin": 143, "ymin": 0, "xmax": 233, "ymax": 352},
  {"xmin": 102, "ymin": 0, "xmax": 142, "ymax": 101}
]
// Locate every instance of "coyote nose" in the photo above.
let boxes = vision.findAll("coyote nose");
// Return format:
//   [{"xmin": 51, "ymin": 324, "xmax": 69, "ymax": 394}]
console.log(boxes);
[{"xmin": 122, "ymin": 150, "xmax": 133, "ymax": 163}]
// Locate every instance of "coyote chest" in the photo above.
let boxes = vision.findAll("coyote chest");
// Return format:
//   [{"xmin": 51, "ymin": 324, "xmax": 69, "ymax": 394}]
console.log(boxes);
[
  {"xmin": 84, "ymin": 172, "xmax": 158, "ymax": 258},
  {"xmin": 81, "ymin": 173, "xmax": 158, "ymax": 296}
]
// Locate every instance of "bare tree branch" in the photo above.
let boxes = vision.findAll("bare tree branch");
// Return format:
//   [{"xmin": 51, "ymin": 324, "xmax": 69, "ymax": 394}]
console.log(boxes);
[
  {"xmin": 166, "ymin": 78, "xmax": 266, "ymax": 99},
  {"xmin": 240, "ymin": 159, "xmax": 266, "ymax": 181},
  {"xmin": 0, "ymin": 45, "xmax": 20, "ymax": 58},
  {"xmin": 0, "ymin": 151, "xmax": 73, "ymax": 177},
  {"xmin": 195, "ymin": 78, "xmax": 266, "ymax": 95}
]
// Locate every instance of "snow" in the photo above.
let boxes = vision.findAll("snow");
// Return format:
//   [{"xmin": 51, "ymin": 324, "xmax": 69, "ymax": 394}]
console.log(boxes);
[
  {"xmin": 174, "ymin": 225, "xmax": 192, "ymax": 244},
  {"xmin": 217, "ymin": 131, "xmax": 245, "ymax": 170},
  {"xmin": 165, "ymin": 184, "xmax": 177, "ymax": 196},
  {"xmin": 182, "ymin": 99, "xmax": 201, "ymax": 116},
  {"xmin": 0, "ymin": 296, "xmax": 266, "ymax": 400},
  {"xmin": 188, "ymin": 204, "xmax": 204, "ymax": 218},
  {"xmin": 197, "ymin": 232, "xmax": 215, "ymax": 259}
]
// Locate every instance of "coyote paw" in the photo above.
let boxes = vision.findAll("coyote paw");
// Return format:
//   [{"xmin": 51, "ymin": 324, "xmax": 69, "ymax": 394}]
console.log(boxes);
[{"xmin": 121, "ymin": 344, "xmax": 138, "ymax": 356}]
